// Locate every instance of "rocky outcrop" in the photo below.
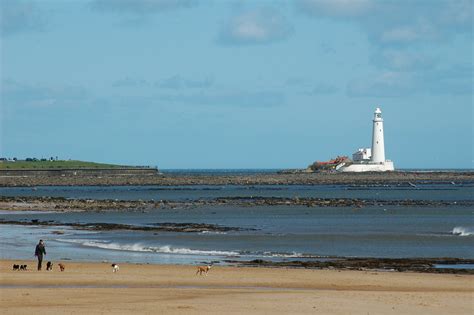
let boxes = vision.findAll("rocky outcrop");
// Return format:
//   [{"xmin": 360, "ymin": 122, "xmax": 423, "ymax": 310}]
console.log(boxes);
[
  {"xmin": 1, "ymin": 196, "xmax": 472, "ymax": 212},
  {"xmin": 0, "ymin": 219, "xmax": 249, "ymax": 233},
  {"xmin": 0, "ymin": 171, "xmax": 473, "ymax": 187},
  {"xmin": 226, "ymin": 257, "xmax": 474, "ymax": 274}
]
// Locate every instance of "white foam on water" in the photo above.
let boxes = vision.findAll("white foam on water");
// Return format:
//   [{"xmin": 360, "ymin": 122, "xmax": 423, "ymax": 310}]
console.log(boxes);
[
  {"xmin": 199, "ymin": 231, "xmax": 227, "ymax": 235},
  {"xmin": 263, "ymin": 251, "xmax": 304, "ymax": 258},
  {"xmin": 452, "ymin": 226, "xmax": 474, "ymax": 236},
  {"xmin": 56, "ymin": 239, "xmax": 240, "ymax": 256}
]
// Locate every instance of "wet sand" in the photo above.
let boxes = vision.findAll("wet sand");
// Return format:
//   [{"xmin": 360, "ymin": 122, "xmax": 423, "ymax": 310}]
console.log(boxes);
[{"xmin": 1, "ymin": 260, "xmax": 472, "ymax": 314}]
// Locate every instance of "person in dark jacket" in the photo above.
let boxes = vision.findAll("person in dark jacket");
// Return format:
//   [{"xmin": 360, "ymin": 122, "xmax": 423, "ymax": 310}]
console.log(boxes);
[{"xmin": 35, "ymin": 240, "xmax": 46, "ymax": 271}]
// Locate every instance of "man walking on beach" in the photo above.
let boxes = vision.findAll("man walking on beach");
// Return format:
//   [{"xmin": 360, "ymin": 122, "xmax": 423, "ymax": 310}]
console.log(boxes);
[{"xmin": 35, "ymin": 240, "xmax": 46, "ymax": 271}]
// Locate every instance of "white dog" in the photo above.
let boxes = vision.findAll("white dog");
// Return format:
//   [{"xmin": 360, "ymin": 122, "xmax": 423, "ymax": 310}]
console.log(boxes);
[{"xmin": 111, "ymin": 263, "xmax": 119, "ymax": 273}]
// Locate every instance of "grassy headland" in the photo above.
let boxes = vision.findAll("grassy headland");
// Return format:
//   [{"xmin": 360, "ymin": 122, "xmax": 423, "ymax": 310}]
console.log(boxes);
[{"xmin": 0, "ymin": 160, "xmax": 131, "ymax": 170}]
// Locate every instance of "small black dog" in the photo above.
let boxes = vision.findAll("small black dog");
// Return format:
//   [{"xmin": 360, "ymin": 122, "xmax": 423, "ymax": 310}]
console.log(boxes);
[
  {"xmin": 12, "ymin": 264, "xmax": 20, "ymax": 271},
  {"xmin": 46, "ymin": 261, "xmax": 53, "ymax": 271},
  {"xmin": 19, "ymin": 264, "xmax": 27, "ymax": 271}
]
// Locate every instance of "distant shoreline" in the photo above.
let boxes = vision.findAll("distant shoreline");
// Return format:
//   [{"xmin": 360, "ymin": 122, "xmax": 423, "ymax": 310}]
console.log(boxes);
[{"xmin": 0, "ymin": 170, "xmax": 472, "ymax": 187}]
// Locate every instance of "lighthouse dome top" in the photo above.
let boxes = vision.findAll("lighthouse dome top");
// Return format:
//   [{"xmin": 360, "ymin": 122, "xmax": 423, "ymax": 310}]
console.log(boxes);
[{"xmin": 374, "ymin": 107, "xmax": 383, "ymax": 121}]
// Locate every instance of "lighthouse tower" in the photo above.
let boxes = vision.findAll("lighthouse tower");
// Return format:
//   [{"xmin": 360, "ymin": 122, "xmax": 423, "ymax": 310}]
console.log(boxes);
[{"xmin": 371, "ymin": 108, "xmax": 385, "ymax": 164}]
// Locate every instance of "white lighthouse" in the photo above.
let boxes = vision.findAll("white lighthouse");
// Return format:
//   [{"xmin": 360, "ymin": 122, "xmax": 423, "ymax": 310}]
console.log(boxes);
[
  {"xmin": 339, "ymin": 107, "xmax": 395, "ymax": 172},
  {"xmin": 371, "ymin": 108, "xmax": 385, "ymax": 164}
]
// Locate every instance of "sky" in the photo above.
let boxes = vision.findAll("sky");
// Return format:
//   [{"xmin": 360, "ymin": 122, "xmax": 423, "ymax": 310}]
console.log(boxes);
[{"xmin": 0, "ymin": 0, "xmax": 472, "ymax": 169}]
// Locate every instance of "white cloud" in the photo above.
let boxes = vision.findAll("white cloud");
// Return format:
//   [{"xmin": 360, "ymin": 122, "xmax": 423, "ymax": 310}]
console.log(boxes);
[
  {"xmin": 0, "ymin": 0, "xmax": 45, "ymax": 36},
  {"xmin": 90, "ymin": 0, "xmax": 196, "ymax": 14},
  {"xmin": 347, "ymin": 71, "xmax": 415, "ymax": 97},
  {"xmin": 297, "ymin": 0, "xmax": 473, "ymax": 45},
  {"xmin": 1, "ymin": 79, "xmax": 88, "ymax": 107},
  {"xmin": 111, "ymin": 75, "xmax": 214, "ymax": 89},
  {"xmin": 297, "ymin": 0, "xmax": 373, "ymax": 18},
  {"xmin": 299, "ymin": 0, "xmax": 472, "ymax": 96},
  {"xmin": 308, "ymin": 83, "xmax": 338, "ymax": 95},
  {"xmin": 371, "ymin": 50, "xmax": 435, "ymax": 71},
  {"xmin": 157, "ymin": 75, "xmax": 214, "ymax": 89},
  {"xmin": 379, "ymin": 18, "xmax": 439, "ymax": 44},
  {"xmin": 347, "ymin": 64, "xmax": 472, "ymax": 97},
  {"xmin": 158, "ymin": 90, "xmax": 286, "ymax": 107},
  {"xmin": 439, "ymin": 0, "xmax": 473, "ymax": 30},
  {"xmin": 112, "ymin": 77, "xmax": 150, "ymax": 88},
  {"xmin": 285, "ymin": 77, "xmax": 309, "ymax": 87},
  {"xmin": 424, "ymin": 64, "xmax": 473, "ymax": 95},
  {"xmin": 218, "ymin": 7, "xmax": 293, "ymax": 45}
]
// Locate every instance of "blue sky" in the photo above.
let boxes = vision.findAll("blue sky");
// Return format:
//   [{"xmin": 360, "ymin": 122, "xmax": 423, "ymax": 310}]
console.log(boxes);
[{"xmin": 1, "ymin": 0, "xmax": 472, "ymax": 169}]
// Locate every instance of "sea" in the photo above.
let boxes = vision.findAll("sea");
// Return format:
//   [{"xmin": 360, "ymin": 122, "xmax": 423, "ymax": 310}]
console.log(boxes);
[{"xmin": 1, "ymin": 169, "xmax": 473, "ymax": 265}]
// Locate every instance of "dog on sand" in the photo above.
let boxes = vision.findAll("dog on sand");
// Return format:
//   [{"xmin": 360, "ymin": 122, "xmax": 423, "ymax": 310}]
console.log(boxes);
[
  {"xmin": 19, "ymin": 265, "xmax": 27, "ymax": 271},
  {"xmin": 46, "ymin": 261, "xmax": 53, "ymax": 271},
  {"xmin": 58, "ymin": 263, "xmax": 65, "ymax": 272},
  {"xmin": 12, "ymin": 264, "xmax": 20, "ymax": 271},
  {"xmin": 196, "ymin": 265, "xmax": 212, "ymax": 276},
  {"xmin": 111, "ymin": 263, "xmax": 119, "ymax": 273}
]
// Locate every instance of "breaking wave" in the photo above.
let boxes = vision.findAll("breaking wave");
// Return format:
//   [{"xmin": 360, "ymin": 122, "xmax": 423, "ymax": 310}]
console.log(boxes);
[
  {"xmin": 55, "ymin": 239, "xmax": 319, "ymax": 259},
  {"xmin": 261, "ymin": 251, "xmax": 325, "ymax": 258},
  {"xmin": 200, "ymin": 231, "xmax": 227, "ymax": 235},
  {"xmin": 452, "ymin": 227, "xmax": 474, "ymax": 236},
  {"xmin": 56, "ymin": 239, "xmax": 240, "ymax": 256},
  {"xmin": 263, "ymin": 251, "xmax": 304, "ymax": 258}
]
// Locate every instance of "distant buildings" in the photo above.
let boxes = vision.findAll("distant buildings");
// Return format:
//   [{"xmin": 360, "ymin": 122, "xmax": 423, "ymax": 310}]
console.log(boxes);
[
  {"xmin": 0, "ymin": 156, "xmax": 59, "ymax": 162},
  {"xmin": 0, "ymin": 157, "xmax": 17, "ymax": 162}
]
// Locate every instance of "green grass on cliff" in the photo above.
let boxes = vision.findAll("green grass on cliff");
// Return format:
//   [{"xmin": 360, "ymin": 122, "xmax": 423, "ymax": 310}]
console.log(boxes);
[{"xmin": 0, "ymin": 160, "xmax": 132, "ymax": 170}]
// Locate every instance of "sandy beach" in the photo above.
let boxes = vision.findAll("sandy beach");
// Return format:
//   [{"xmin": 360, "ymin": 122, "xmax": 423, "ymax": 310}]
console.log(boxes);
[{"xmin": 0, "ymin": 260, "xmax": 472, "ymax": 314}]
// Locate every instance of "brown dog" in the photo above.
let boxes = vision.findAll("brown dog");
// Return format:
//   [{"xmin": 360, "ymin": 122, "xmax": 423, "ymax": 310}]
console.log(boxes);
[
  {"xmin": 58, "ymin": 263, "xmax": 65, "ymax": 272},
  {"xmin": 196, "ymin": 265, "xmax": 212, "ymax": 276}
]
